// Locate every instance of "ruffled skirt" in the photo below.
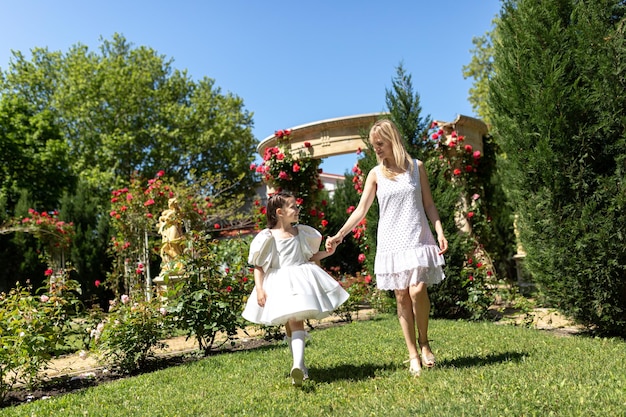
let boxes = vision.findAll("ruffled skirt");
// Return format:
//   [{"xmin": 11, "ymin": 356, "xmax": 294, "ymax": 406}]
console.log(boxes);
[
  {"xmin": 374, "ymin": 244, "xmax": 445, "ymax": 290},
  {"xmin": 242, "ymin": 263, "xmax": 349, "ymax": 325}
]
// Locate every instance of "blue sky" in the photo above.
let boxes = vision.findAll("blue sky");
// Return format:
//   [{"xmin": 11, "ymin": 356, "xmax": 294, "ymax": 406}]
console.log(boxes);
[{"xmin": 0, "ymin": 0, "xmax": 500, "ymax": 175}]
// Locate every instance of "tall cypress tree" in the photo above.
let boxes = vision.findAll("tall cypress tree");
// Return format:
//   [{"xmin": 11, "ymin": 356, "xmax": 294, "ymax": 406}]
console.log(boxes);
[{"xmin": 490, "ymin": 0, "xmax": 626, "ymax": 335}]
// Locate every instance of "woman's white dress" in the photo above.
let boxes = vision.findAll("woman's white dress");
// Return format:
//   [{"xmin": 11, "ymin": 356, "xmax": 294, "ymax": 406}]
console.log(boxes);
[
  {"xmin": 373, "ymin": 160, "xmax": 446, "ymax": 290},
  {"xmin": 242, "ymin": 225, "xmax": 349, "ymax": 325}
]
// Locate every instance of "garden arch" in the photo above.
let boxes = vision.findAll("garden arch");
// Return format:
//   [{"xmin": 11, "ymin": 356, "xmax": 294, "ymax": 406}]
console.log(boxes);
[{"xmin": 257, "ymin": 113, "xmax": 488, "ymax": 165}]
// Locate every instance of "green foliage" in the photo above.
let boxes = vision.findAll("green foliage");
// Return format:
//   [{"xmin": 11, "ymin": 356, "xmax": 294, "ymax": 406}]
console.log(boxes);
[
  {"xmin": 462, "ymin": 24, "xmax": 497, "ymax": 124},
  {"xmin": 489, "ymin": 0, "xmax": 626, "ymax": 335},
  {"xmin": 164, "ymin": 233, "xmax": 254, "ymax": 355},
  {"xmin": 1, "ymin": 34, "xmax": 257, "ymax": 192},
  {"xmin": 322, "ymin": 167, "xmax": 365, "ymax": 276},
  {"xmin": 0, "ymin": 96, "xmax": 75, "ymax": 211},
  {"xmin": 385, "ymin": 62, "xmax": 431, "ymax": 152},
  {"xmin": 0, "ymin": 274, "xmax": 81, "ymax": 400},
  {"xmin": 59, "ymin": 180, "xmax": 111, "ymax": 305},
  {"xmin": 91, "ymin": 293, "xmax": 168, "ymax": 374},
  {"xmin": 0, "ymin": 33, "xmax": 258, "ymax": 295}
]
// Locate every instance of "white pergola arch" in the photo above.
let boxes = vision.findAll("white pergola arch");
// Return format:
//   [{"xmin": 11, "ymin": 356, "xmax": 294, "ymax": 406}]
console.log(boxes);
[
  {"xmin": 257, "ymin": 113, "xmax": 386, "ymax": 160},
  {"xmin": 257, "ymin": 113, "xmax": 488, "ymax": 162}
]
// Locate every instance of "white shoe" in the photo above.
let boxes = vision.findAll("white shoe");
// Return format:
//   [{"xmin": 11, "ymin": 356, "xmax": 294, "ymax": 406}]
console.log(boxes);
[{"xmin": 290, "ymin": 367, "xmax": 304, "ymax": 387}]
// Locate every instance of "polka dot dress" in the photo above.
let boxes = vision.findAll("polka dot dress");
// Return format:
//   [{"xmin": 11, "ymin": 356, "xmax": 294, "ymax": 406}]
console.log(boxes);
[{"xmin": 373, "ymin": 160, "xmax": 445, "ymax": 290}]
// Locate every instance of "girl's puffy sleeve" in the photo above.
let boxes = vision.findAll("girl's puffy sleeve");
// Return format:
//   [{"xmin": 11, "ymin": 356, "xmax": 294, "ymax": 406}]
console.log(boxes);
[
  {"xmin": 248, "ymin": 229, "xmax": 275, "ymax": 273},
  {"xmin": 297, "ymin": 224, "xmax": 322, "ymax": 260}
]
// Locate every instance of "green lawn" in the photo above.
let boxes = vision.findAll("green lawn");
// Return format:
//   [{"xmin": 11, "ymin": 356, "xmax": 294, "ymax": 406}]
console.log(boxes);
[{"xmin": 2, "ymin": 314, "xmax": 625, "ymax": 416}]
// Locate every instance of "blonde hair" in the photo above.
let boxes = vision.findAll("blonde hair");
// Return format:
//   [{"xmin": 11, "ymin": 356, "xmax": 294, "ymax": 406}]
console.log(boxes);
[{"xmin": 369, "ymin": 119, "xmax": 413, "ymax": 179}]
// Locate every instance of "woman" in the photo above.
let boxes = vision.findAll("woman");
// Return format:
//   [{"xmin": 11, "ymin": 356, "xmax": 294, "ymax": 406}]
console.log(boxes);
[{"xmin": 326, "ymin": 119, "xmax": 448, "ymax": 376}]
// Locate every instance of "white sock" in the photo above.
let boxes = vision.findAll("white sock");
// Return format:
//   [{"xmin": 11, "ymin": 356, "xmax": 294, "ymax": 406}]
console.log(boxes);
[{"xmin": 291, "ymin": 330, "xmax": 306, "ymax": 371}]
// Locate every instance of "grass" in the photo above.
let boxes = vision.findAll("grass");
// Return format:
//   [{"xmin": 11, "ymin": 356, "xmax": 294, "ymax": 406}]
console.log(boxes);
[{"xmin": 2, "ymin": 314, "xmax": 625, "ymax": 416}]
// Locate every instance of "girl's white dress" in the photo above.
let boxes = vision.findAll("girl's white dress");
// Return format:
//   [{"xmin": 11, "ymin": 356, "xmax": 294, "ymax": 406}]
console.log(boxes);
[
  {"xmin": 374, "ymin": 160, "xmax": 446, "ymax": 290},
  {"xmin": 242, "ymin": 225, "xmax": 349, "ymax": 325}
]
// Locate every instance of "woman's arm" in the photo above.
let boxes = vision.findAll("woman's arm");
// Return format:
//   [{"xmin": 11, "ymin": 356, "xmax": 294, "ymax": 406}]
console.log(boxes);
[
  {"xmin": 418, "ymin": 160, "xmax": 448, "ymax": 255},
  {"xmin": 325, "ymin": 169, "xmax": 378, "ymax": 249}
]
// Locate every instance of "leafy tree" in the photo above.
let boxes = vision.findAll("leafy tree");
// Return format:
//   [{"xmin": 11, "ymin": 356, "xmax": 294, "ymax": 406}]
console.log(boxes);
[
  {"xmin": 489, "ymin": 0, "xmax": 626, "ymax": 335},
  {"xmin": 0, "ymin": 34, "xmax": 258, "ymax": 294},
  {"xmin": 0, "ymin": 96, "xmax": 75, "ymax": 211},
  {"xmin": 462, "ymin": 23, "xmax": 497, "ymax": 124}
]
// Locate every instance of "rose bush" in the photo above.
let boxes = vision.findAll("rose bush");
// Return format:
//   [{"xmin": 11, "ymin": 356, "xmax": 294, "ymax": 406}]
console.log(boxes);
[{"xmin": 250, "ymin": 129, "xmax": 327, "ymax": 230}]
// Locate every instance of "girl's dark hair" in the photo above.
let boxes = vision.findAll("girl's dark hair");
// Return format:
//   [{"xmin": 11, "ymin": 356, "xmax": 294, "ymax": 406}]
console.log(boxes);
[{"xmin": 266, "ymin": 191, "xmax": 294, "ymax": 228}]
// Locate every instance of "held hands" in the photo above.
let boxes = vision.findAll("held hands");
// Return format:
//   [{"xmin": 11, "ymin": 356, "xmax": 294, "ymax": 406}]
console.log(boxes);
[{"xmin": 325, "ymin": 234, "xmax": 343, "ymax": 252}]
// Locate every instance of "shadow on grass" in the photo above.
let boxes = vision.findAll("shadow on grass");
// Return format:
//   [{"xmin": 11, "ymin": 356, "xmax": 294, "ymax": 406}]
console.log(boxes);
[
  {"xmin": 308, "ymin": 361, "xmax": 399, "ymax": 383},
  {"xmin": 438, "ymin": 351, "xmax": 527, "ymax": 369}
]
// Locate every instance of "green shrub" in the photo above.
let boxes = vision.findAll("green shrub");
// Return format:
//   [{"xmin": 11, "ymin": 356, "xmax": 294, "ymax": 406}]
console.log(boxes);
[
  {"xmin": 0, "ymin": 274, "xmax": 81, "ymax": 401},
  {"xmin": 91, "ymin": 293, "xmax": 167, "ymax": 374},
  {"xmin": 489, "ymin": 0, "xmax": 626, "ymax": 335},
  {"xmin": 164, "ymin": 232, "xmax": 254, "ymax": 355}
]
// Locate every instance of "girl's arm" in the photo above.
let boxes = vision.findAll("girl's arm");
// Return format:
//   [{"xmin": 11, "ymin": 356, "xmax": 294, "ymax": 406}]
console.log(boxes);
[
  {"xmin": 325, "ymin": 169, "xmax": 378, "ymax": 249},
  {"xmin": 418, "ymin": 160, "xmax": 448, "ymax": 255},
  {"xmin": 253, "ymin": 266, "xmax": 267, "ymax": 307},
  {"xmin": 310, "ymin": 238, "xmax": 337, "ymax": 262}
]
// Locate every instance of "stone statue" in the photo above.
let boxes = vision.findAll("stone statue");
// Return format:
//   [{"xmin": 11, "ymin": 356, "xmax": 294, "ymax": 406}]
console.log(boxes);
[{"xmin": 157, "ymin": 198, "xmax": 184, "ymax": 271}]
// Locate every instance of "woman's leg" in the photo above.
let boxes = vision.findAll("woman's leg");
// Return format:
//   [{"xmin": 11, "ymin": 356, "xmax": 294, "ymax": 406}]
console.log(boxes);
[
  {"xmin": 395, "ymin": 289, "xmax": 421, "ymax": 375},
  {"xmin": 410, "ymin": 283, "xmax": 435, "ymax": 366}
]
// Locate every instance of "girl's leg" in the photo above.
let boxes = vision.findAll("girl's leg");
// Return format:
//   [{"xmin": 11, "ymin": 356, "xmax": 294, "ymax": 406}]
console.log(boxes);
[
  {"xmin": 288, "ymin": 319, "xmax": 306, "ymax": 386},
  {"xmin": 395, "ymin": 289, "xmax": 421, "ymax": 376},
  {"xmin": 410, "ymin": 283, "xmax": 435, "ymax": 367}
]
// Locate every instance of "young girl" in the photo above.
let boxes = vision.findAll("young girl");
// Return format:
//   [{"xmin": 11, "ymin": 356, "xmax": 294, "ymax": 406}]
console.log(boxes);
[
  {"xmin": 326, "ymin": 119, "xmax": 448, "ymax": 377},
  {"xmin": 242, "ymin": 191, "xmax": 349, "ymax": 386}
]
